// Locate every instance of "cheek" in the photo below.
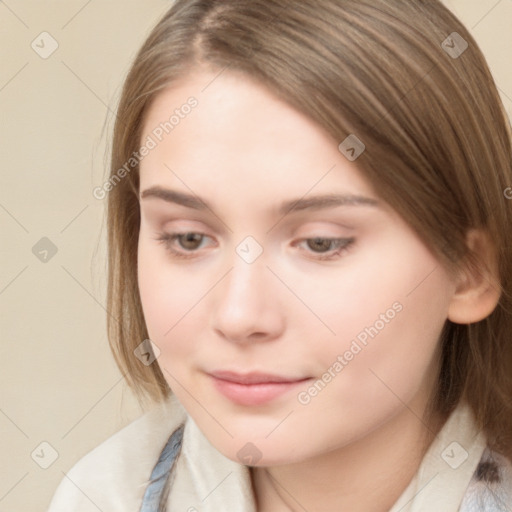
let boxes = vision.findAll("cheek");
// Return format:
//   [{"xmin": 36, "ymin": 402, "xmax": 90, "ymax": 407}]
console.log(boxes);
[
  {"xmin": 305, "ymin": 242, "xmax": 452, "ymax": 416},
  {"xmin": 283, "ymin": 258, "xmax": 451, "ymax": 459},
  {"xmin": 137, "ymin": 240, "xmax": 216, "ymax": 370},
  {"xmin": 138, "ymin": 241, "xmax": 186, "ymax": 339}
]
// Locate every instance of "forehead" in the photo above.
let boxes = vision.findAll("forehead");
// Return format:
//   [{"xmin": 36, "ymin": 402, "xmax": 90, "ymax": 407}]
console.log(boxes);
[
  {"xmin": 139, "ymin": 69, "xmax": 377, "ymax": 207},
  {"xmin": 142, "ymin": 69, "xmax": 335, "ymax": 151}
]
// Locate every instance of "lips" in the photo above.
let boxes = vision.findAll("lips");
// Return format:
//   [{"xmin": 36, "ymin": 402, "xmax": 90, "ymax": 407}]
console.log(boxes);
[
  {"xmin": 208, "ymin": 370, "xmax": 311, "ymax": 406},
  {"xmin": 210, "ymin": 370, "xmax": 307, "ymax": 384}
]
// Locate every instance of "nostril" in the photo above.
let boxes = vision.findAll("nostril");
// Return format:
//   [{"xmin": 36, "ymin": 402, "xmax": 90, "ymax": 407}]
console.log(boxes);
[{"xmin": 249, "ymin": 332, "xmax": 267, "ymax": 339}]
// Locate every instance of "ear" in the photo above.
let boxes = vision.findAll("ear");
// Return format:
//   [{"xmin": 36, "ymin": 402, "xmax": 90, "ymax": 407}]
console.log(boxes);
[{"xmin": 447, "ymin": 229, "xmax": 501, "ymax": 324}]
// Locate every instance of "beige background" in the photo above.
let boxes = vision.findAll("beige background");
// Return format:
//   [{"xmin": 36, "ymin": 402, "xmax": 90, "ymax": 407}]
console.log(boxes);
[{"xmin": 1, "ymin": 1, "xmax": 511, "ymax": 510}]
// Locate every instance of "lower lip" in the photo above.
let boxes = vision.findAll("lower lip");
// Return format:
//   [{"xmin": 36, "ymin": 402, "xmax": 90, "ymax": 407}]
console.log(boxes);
[{"xmin": 210, "ymin": 376, "xmax": 311, "ymax": 406}]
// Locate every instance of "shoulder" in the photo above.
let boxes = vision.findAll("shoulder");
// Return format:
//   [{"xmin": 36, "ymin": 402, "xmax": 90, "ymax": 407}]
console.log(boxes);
[
  {"xmin": 47, "ymin": 395, "xmax": 187, "ymax": 512},
  {"xmin": 459, "ymin": 447, "xmax": 512, "ymax": 512}
]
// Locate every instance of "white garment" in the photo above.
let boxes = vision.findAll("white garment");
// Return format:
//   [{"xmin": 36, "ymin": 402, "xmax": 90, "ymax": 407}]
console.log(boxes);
[{"xmin": 47, "ymin": 395, "xmax": 512, "ymax": 511}]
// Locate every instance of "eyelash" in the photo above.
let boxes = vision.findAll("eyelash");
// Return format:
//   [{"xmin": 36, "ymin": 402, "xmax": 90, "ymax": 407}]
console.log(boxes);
[{"xmin": 154, "ymin": 232, "xmax": 355, "ymax": 261}]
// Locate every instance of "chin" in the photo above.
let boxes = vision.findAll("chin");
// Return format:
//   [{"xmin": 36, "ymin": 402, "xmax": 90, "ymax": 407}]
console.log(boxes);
[{"xmin": 201, "ymin": 424, "xmax": 307, "ymax": 467}]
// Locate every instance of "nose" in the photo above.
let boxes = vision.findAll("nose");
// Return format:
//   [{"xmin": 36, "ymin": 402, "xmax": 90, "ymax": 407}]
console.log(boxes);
[{"xmin": 211, "ymin": 251, "xmax": 285, "ymax": 345}]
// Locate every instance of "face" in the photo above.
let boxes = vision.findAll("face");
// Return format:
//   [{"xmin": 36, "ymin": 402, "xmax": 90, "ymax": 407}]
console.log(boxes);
[{"xmin": 137, "ymin": 69, "xmax": 457, "ymax": 466}]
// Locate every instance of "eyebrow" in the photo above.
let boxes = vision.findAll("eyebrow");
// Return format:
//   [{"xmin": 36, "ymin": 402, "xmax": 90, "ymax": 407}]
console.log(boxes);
[{"xmin": 140, "ymin": 186, "xmax": 379, "ymax": 216}]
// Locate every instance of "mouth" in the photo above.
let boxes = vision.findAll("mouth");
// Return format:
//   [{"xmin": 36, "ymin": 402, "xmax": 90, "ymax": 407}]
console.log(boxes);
[{"xmin": 207, "ymin": 370, "xmax": 312, "ymax": 406}]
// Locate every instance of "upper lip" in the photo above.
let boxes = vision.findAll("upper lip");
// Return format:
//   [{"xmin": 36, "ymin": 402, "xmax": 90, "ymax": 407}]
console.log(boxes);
[{"xmin": 209, "ymin": 370, "xmax": 309, "ymax": 385}]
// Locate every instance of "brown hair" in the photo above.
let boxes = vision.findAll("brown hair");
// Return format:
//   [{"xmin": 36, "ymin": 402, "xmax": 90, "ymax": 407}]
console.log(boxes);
[{"xmin": 106, "ymin": 0, "xmax": 512, "ymax": 459}]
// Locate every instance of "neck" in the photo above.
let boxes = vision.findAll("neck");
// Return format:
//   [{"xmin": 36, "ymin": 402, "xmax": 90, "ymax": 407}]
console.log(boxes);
[{"xmin": 251, "ymin": 403, "xmax": 447, "ymax": 512}]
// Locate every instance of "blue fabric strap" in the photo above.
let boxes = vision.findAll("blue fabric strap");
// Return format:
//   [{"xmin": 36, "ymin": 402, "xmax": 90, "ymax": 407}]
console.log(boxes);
[{"xmin": 140, "ymin": 423, "xmax": 185, "ymax": 512}]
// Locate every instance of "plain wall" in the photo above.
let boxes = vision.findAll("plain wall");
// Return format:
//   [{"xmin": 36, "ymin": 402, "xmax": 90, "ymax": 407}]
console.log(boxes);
[{"xmin": 1, "ymin": 1, "xmax": 511, "ymax": 510}]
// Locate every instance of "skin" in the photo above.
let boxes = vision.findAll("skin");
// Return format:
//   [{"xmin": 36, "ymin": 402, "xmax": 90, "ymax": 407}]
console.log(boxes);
[{"xmin": 137, "ymin": 68, "xmax": 463, "ymax": 511}]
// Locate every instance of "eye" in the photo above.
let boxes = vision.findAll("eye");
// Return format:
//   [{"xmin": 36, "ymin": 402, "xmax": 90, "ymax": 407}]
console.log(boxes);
[
  {"xmin": 154, "ymin": 232, "xmax": 213, "ymax": 259},
  {"xmin": 154, "ymin": 232, "xmax": 355, "ymax": 262},
  {"xmin": 295, "ymin": 237, "xmax": 355, "ymax": 261}
]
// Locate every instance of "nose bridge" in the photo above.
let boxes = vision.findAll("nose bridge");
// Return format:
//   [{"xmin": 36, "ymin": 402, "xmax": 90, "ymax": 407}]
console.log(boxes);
[
  {"xmin": 221, "ymin": 233, "xmax": 268, "ymax": 299},
  {"xmin": 212, "ymin": 239, "xmax": 283, "ymax": 342},
  {"xmin": 221, "ymin": 246, "xmax": 268, "ymax": 311}
]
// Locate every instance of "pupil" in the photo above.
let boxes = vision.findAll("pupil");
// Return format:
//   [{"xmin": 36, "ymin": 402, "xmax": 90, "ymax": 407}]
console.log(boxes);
[
  {"xmin": 310, "ymin": 238, "xmax": 330, "ymax": 252},
  {"xmin": 182, "ymin": 233, "xmax": 201, "ymax": 249}
]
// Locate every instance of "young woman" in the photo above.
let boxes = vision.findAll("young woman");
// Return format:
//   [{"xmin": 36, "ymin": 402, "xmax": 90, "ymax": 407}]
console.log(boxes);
[{"xmin": 48, "ymin": 1, "xmax": 512, "ymax": 510}]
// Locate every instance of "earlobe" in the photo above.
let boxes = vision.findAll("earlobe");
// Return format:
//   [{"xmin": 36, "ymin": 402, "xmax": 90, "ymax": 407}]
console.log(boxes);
[{"xmin": 447, "ymin": 229, "xmax": 501, "ymax": 324}]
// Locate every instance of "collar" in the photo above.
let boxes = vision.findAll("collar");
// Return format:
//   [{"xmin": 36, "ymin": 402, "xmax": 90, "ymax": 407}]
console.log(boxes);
[
  {"xmin": 389, "ymin": 400, "xmax": 487, "ymax": 512},
  {"xmin": 168, "ymin": 400, "xmax": 486, "ymax": 511},
  {"xmin": 169, "ymin": 412, "xmax": 256, "ymax": 511}
]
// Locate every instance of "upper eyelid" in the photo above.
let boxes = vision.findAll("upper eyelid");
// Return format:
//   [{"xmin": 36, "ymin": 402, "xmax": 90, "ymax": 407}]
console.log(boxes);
[
  {"xmin": 141, "ymin": 206, "xmax": 230, "ymax": 234},
  {"xmin": 154, "ymin": 217, "xmax": 357, "ymax": 233},
  {"xmin": 142, "ymin": 207, "xmax": 360, "ymax": 233}
]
